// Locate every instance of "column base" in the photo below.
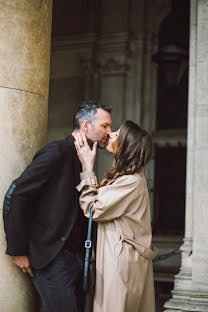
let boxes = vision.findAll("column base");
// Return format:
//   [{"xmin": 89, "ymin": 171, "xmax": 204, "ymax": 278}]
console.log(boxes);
[
  {"xmin": 164, "ymin": 290, "xmax": 208, "ymax": 312},
  {"xmin": 164, "ymin": 236, "xmax": 208, "ymax": 311},
  {"xmin": 163, "ymin": 238, "xmax": 193, "ymax": 311}
]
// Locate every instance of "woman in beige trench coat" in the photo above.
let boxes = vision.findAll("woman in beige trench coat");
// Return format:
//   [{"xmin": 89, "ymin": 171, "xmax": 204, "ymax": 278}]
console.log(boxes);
[{"xmin": 75, "ymin": 120, "xmax": 158, "ymax": 312}]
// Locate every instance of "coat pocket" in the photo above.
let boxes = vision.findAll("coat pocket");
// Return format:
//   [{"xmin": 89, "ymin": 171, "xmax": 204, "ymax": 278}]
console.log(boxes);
[
  {"xmin": 121, "ymin": 237, "xmax": 158, "ymax": 260},
  {"xmin": 118, "ymin": 241, "xmax": 148, "ymax": 285}
]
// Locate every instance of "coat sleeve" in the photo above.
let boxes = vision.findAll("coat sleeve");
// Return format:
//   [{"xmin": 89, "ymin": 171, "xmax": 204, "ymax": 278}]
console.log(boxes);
[
  {"xmin": 77, "ymin": 172, "xmax": 138, "ymax": 222},
  {"xmin": 3, "ymin": 141, "xmax": 64, "ymax": 256}
]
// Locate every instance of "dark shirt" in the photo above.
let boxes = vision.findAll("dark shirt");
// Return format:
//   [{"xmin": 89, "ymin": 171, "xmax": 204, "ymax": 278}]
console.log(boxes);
[{"xmin": 64, "ymin": 207, "xmax": 86, "ymax": 252}]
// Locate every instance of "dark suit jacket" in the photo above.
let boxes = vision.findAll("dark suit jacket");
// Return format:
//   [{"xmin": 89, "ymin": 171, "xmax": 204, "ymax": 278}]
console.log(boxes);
[{"xmin": 3, "ymin": 136, "xmax": 87, "ymax": 269}]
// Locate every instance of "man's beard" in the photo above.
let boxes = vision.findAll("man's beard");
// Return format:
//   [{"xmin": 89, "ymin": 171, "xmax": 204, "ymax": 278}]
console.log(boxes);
[{"xmin": 87, "ymin": 137, "xmax": 109, "ymax": 149}]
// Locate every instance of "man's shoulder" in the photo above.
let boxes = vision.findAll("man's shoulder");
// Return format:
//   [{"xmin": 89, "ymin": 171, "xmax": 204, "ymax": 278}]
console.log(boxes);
[
  {"xmin": 48, "ymin": 136, "xmax": 74, "ymax": 148},
  {"xmin": 34, "ymin": 136, "xmax": 74, "ymax": 160}
]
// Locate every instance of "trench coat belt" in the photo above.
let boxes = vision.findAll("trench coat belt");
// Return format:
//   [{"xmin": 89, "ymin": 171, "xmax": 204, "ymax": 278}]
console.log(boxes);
[{"xmin": 120, "ymin": 237, "xmax": 158, "ymax": 260}]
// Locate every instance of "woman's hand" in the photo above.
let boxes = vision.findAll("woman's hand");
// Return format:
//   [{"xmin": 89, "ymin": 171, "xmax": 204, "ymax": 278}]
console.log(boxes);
[{"xmin": 74, "ymin": 132, "xmax": 97, "ymax": 172}]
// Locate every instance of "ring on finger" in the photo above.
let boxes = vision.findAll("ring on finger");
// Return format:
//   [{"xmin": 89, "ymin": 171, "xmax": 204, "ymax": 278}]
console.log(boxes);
[{"xmin": 79, "ymin": 144, "xmax": 84, "ymax": 148}]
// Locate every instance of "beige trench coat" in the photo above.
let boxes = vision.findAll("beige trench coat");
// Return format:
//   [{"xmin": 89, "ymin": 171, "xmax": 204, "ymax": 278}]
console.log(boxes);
[{"xmin": 77, "ymin": 171, "xmax": 158, "ymax": 312}]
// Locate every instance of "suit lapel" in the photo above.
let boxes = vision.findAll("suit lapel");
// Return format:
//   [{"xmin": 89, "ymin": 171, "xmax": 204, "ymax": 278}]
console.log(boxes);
[{"xmin": 65, "ymin": 135, "xmax": 81, "ymax": 187}]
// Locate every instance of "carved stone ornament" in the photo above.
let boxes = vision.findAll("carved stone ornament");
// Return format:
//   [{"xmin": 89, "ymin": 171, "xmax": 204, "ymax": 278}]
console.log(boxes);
[{"xmin": 98, "ymin": 58, "xmax": 130, "ymax": 75}]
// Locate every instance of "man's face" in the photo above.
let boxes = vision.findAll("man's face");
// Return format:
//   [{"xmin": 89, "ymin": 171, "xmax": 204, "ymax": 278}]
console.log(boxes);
[{"xmin": 87, "ymin": 108, "xmax": 112, "ymax": 148}]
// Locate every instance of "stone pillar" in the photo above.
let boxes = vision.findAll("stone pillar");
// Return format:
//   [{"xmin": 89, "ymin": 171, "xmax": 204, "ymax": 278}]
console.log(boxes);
[
  {"xmin": 142, "ymin": 33, "xmax": 157, "ymax": 132},
  {"xmin": 142, "ymin": 0, "xmax": 172, "ymax": 132},
  {"xmin": 141, "ymin": 0, "xmax": 172, "ymax": 222},
  {"xmin": 96, "ymin": 56, "xmax": 128, "ymax": 179},
  {"xmin": 192, "ymin": 0, "xmax": 208, "ymax": 298},
  {"xmin": 0, "ymin": 1, "xmax": 52, "ymax": 311},
  {"xmin": 124, "ymin": 33, "xmax": 144, "ymax": 125},
  {"xmin": 80, "ymin": 58, "xmax": 94, "ymax": 100},
  {"xmin": 164, "ymin": 1, "xmax": 208, "ymax": 310}
]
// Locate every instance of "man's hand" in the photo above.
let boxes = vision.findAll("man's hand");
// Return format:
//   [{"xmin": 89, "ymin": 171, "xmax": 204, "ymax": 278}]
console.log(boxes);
[{"xmin": 13, "ymin": 256, "xmax": 33, "ymax": 277}]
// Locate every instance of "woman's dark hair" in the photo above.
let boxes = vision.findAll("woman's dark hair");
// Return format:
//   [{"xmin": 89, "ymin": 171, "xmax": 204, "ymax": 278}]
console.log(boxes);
[{"xmin": 100, "ymin": 120, "xmax": 152, "ymax": 186}]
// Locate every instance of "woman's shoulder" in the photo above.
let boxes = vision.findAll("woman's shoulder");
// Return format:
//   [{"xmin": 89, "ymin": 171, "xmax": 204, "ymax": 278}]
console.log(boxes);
[{"xmin": 113, "ymin": 171, "xmax": 145, "ymax": 185}]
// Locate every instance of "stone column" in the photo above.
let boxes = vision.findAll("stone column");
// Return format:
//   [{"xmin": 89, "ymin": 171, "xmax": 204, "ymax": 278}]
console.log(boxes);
[
  {"xmin": 96, "ymin": 57, "xmax": 128, "ymax": 179},
  {"xmin": 0, "ymin": 1, "xmax": 52, "ymax": 311},
  {"xmin": 191, "ymin": 0, "xmax": 208, "ymax": 299},
  {"xmin": 80, "ymin": 59, "xmax": 94, "ymax": 100},
  {"xmin": 124, "ymin": 33, "xmax": 144, "ymax": 125},
  {"xmin": 141, "ymin": 0, "xmax": 171, "ymax": 222},
  {"xmin": 142, "ymin": 0, "xmax": 172, "ymax": 132},
  {"xmin": 164, "ymin": 1, "xmax": 208, "ymax": 311},
  {"xmin": 142, "ymin": 33, "xmax": 157, "ymax": 132}
]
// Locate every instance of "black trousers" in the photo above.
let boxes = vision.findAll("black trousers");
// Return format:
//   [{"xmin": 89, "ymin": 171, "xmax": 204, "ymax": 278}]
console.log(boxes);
[{"xmin": 32, "ymin": 249, "xmax": 85, "ymax": 312}]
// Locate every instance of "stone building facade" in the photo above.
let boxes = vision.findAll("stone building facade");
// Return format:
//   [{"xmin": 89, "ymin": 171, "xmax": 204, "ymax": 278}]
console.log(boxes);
[{"xmin": 0, "ymin": 0, "xmax": 208, "ymax": 311}]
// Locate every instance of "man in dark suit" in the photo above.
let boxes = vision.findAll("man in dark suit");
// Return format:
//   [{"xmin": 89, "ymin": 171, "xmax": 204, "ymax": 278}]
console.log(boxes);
[{"xmin": 3, "ymin": 101, "xmax": 112, "ymax": 312}]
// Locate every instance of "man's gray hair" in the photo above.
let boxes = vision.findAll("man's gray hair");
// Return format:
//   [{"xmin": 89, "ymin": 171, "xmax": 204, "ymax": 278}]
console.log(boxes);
[{"xmin": 73, "ymin": 100, "xmax": 112, "ymax": 130}]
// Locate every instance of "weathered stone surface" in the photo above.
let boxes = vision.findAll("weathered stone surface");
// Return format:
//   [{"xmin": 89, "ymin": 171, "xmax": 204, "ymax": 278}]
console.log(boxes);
[
  {"xmin": 164, "ymin": 0, "xmax": 208, "ymax": 310},
  {"xmin": 0, "ymin": 1, "xmax": 52, "ymax": 311},
  {"xmin": 0, "ymin": 91, "xmax": 47, "ymax": 310},
  {"xmin": 0, "ymin": 0, "xmax": 52, "ymax": 97},
  {"xmin": 0, "ymin": 88, "xmax": 48, "ymax": 195},
  {"xmin": 0, "ymin": 219, "xmax": 39, "ymax": 312}
]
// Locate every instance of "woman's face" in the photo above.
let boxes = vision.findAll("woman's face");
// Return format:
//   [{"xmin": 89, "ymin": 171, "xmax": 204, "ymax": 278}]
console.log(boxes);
[{"xmin": 106, "ymin": 129, "xmax": 120, "ymax": 154}]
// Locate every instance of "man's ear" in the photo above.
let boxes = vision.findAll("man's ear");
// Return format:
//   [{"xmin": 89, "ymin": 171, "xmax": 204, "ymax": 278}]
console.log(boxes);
[{"xmin": 80, "ymin": 120, "xmax": 90, "ymax": 134}]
